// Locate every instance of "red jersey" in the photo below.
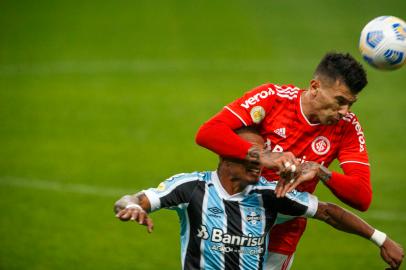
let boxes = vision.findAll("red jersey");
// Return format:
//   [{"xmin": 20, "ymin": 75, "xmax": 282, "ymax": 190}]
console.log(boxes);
[
  {"xmin": 196, "ymin": 83, "xmax": 372, "ymax": 254},
  {"xmin": 225, "ymin": 83, "xmax": 369, "ymax": 192}
]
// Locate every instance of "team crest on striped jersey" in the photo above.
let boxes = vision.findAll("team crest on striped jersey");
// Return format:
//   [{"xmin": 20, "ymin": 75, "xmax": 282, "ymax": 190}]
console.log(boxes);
[
  {"xmin": 311, "ymin": 136, "xmax": 330, "ymax": 155},
  {"xmin": 246, "ymin": 211, "xmax": 262, "ymax": 225}
]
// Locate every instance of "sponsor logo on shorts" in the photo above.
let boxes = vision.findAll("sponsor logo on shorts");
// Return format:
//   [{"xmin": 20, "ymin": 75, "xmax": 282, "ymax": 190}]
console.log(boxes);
[{"xmin": 311, "ymin": 136, "xmax": 330, "ymax": 155}]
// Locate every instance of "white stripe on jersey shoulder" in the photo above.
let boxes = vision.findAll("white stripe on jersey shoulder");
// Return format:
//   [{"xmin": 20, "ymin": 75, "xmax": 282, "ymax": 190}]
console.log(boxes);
[
  {"xmin": 274, "ymin": 85, "xmax": 299, "ymax": 100},
  {"xmin": 144, "ymin": 172, "xmax": 206, "ymax": 211},
  {"xmin": 224, "ymin": 106, "xmax": 248, "ymax": 126},
  {"xmin": 339, "ymin": 160, "xmax": 370, "ymax": 166}
]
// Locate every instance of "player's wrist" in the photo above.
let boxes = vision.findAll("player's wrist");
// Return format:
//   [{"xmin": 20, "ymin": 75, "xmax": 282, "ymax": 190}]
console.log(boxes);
[
  {"xmin": 370, "ymin": 229, "xmax": 387, "ymax": 247},
  {"xmin": 317, "ymin": 165, "xmax": 332, "ymax": 183}
]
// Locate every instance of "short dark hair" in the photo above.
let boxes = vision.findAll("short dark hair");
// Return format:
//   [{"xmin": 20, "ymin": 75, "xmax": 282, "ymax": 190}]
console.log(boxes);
[{"xmin": 314, "ymin": 52, "xmax": 368, "ymax": 94}]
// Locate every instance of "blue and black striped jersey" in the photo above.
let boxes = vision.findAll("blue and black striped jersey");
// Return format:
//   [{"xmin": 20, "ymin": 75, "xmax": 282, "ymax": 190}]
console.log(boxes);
[{"xmin": 144, "ymin": 171, "xmax": 318, "ymax": 270}]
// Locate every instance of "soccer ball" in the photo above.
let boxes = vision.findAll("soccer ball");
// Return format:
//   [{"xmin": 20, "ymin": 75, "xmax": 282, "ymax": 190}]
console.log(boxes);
[{"xmin": 359, "ymin": 16, "xmax": 406, "ymax": 70}]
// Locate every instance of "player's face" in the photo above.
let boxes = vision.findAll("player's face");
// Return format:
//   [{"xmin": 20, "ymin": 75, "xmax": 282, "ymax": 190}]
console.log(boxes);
[
  {"xmin": 310, "ymin": 78, "xmax": 357, "ymax": 125},
  {"xmin": 228, "ymin": 132, "xmax": 265, "ymax": 185}
]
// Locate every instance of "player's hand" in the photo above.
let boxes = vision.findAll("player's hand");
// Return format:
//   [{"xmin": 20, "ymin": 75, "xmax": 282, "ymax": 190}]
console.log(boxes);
[
  {"xmin": 276, "ymin": 161, "xmax": 321, "ymax": 196},
  {"xmin": 116, "ymin": 206, "xmax": 154, "ymax": 233},
  {"xmin": 380, "ymin": 237, "xmax": 404, "ymax": 269},
  {"xmin": 275, "ymin": 160, "xmax": 320, "ymax": 198},
  {"xmin": 254, "ymin": 150, "xmax": 300, "ymax": 173}
]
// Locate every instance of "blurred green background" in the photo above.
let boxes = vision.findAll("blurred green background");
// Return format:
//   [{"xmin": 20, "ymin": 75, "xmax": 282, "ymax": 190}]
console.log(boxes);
[{"xmin": 1, "ymin": 0, "xmax": 405, "ymax": 269}]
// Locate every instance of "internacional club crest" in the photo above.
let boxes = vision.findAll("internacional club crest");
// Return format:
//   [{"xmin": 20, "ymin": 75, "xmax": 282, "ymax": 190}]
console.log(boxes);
[{"xmin": 311, "ymin": 136, "xmax": 330, "ymax": 155}]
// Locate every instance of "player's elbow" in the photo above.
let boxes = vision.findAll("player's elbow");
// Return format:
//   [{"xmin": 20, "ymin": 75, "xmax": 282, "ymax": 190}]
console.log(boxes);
[
  {"xmin": 195, "ymin": 125, "xmax": 206, "ymax": 147},
  {"xmin": 195, "ymin": 122, "xmax": 214, "ymax": 147},
  {"xmin": 314, "ymin": 202, "xmax": 342, "ymax": 225},
  {"xmin": 355, "ymin": 191, "xmax": 372, "ymax": 212}
]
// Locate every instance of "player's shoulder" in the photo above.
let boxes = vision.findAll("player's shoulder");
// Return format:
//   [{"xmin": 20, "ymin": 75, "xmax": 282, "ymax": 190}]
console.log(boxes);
[
  {"xmin": 252, "ymin": 177, "xmax": 277, "ymax": 190},
  {"xmin": 339, "ymin": 112, "xmax": 364, "ymax": 129},
  {"xmin": 164, "ymin": 171, "xmax": 208, "ymax": 184},
  {"xmin": 270, "ymin": 83, "xmax": 302, "ymax": 102}
]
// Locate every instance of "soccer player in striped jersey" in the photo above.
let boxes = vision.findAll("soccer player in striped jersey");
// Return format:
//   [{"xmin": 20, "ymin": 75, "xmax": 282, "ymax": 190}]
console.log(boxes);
[
  {"xmin": 195, "ymin": 52, "xmax": 376, "ymax": 269},
  {"xmin": 114, "ymin": 128, "xmax": 403, "ymax": 270}
]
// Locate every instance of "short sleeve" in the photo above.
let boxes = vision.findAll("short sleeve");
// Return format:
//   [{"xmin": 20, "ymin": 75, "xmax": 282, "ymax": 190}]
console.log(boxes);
[
  {"xmin": 276, "ymin": 189, "xmax": 319, "ymax": 218},
  {"xmin": 143, "ymin": 173, "xmax": 200, "ymax": 212}
]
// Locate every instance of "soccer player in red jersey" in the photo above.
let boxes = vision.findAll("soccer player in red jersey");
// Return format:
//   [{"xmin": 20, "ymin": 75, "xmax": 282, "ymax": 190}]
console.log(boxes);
[{"xmin": 195, "ymin": 52, "xmax": 373, "ymax": 269}]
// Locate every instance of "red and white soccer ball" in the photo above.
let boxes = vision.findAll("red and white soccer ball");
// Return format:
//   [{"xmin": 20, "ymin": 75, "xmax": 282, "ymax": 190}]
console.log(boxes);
[{"xmin": 359, "ymin": 16, "xmax": 406, "ymax": 70}]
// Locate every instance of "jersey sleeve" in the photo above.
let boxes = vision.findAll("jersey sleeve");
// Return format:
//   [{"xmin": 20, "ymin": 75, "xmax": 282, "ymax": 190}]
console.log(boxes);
[
  {"xmin": 143, "ymin": 173, "xmax": 200, "ymax": 212},
  {"xmin": 325, "ymin": 162, "xmax": 372, "ymax": 211},
  {"xmin": 258, "ymin": 181, "xmax": 318, "ymax": 218},
  {"xmin": 195, "ymin": 83, "xmax": 278, "ymax": 159},
  {"xmin": 195, "ymin": 108, "xmax": 253, "ymax": 159},
  {"xmin": 275, "ymin": 189, "xmax": 319, "ymax": 218},
  {"xmin": 224, "ymin": 83, "xmax": 278, "ymax": 126},
  {"xmin": 337, "ymin": 113, "xmax": 370, "ymax": 166}
]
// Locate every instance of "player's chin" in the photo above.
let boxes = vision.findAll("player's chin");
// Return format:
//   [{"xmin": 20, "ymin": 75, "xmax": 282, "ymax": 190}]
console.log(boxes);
[
  {"xmin": 324, "ymin": 118, "xmax": 339, "ymax": 125},
  {"xmin": 246, "ymin": 169, "xmax": 261, "ymax": 182}
]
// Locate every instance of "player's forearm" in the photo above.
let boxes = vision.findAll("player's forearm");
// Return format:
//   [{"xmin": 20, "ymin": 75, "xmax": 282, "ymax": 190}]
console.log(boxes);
[
  {"xmin": 315, "ymin": 202, "xmax": 404, "ymax": 268},
  {"xmin": 322, "ymin": 164, "xmax": 372, "ymax": 211},
  {"xmin": 195, "ymin": 111, "xmax": 251, "ymax": 159},
  {"xmin": 315, "ymin": 202, "xmax": 374, "ymax": 239}
]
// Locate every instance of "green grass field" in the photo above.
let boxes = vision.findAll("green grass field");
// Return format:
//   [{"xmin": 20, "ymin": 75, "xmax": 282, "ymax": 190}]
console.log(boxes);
[{"xmin": 1, "ymin": 0, "xmax": 405, "ymax": 269}]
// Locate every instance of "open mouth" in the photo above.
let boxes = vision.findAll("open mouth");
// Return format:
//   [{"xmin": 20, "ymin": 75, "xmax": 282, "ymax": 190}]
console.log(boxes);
[{"xmin": 247, "ymin": 168, "xmax": 261, "ymax": 174}]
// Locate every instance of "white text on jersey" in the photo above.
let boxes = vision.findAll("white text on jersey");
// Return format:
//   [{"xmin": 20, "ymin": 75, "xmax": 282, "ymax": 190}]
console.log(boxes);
[{"xmin": 240, "ymin": 88, "xmax": 275, "ymax": 109}]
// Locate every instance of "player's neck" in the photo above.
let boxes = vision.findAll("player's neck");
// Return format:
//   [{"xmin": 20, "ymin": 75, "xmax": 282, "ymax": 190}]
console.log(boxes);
[{"xmin": 301, "ymin": 91, "xmax": 321, "ymax": 124}]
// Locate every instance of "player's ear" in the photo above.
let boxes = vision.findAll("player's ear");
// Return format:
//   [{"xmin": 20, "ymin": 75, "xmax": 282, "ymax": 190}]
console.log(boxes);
[{"xmin": 309, "ymin": 79, "xmax": 320, "ymax": 96}]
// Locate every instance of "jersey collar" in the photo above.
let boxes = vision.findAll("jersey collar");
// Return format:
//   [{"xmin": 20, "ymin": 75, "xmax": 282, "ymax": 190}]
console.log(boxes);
[
  {"xmin": 211, "ymin": 171, "xmax": 252, "ymax": 201},
  {"xmin": 297, "ymin": 90, "xmax": 320, "ymax": 128}
]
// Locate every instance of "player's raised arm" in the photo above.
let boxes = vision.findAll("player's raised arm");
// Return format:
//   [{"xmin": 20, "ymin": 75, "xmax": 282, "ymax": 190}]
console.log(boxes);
[
  {"xmin": 196, "ymin": 84, "xmax": 294, "ymax": 164},
  {"xmin": 313, "ymin": 202, "xmax": 404, "ymax": 269},
  {"xmin": 114, "ymin": 193, "xmax": 154, "ymax": 233}
]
